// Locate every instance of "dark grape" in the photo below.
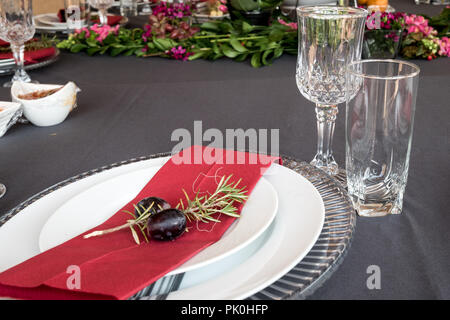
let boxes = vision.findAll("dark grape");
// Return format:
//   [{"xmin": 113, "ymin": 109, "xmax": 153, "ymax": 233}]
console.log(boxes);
[
  {"xmin": 147, "ymin": 209, "xmax": 187, "ymax": 241},
  {"xmin": 135, "ymin": 197, "xmax": 171, "ymax": 217}
]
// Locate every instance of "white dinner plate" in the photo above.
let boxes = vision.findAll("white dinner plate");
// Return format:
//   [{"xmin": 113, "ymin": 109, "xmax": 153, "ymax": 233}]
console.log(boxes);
[
  {"xmin": 160, "ymin": 163, "xmax": 325, "ymax": 299},
  {"xmin": 38, "ymin": 166, "xmax": 279, "ymax": 275},
  {"xmin": 34, "ymin": 14, "xmax": 67, "ymax": 28},
  {"xmin": 0, "ymin": 157, "xmax": 324, "ymax": 300}
]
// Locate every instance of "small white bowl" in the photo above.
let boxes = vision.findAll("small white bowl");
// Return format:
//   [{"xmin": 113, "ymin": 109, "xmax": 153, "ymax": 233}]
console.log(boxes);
[
  {"xmin": 11, "ymin": 81, "xmax": 80, "ymax": 127},
  {"xmin": 0, "ymin": 102, "xmax": 23, "ymax": 138}
]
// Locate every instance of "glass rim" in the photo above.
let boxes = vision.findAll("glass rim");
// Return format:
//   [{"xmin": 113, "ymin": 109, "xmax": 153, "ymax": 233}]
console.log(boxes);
[
  {"xmin": 347, "ymin": 59, "xmax": 420, "ymax": 80},
  {"xmin": 296, "ymin": 6, "xmax": 368, "ymax": 19}
]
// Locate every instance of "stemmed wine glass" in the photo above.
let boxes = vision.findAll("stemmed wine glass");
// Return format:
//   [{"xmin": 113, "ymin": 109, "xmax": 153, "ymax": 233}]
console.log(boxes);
[
  {"xmin": 0, "ymin": 0, "xmax": 36, "ymax": 88},
  {"xmin": 296, "ymin": 6, "xmax": 367, "ymax": 176},
  {"xmin": 88, "ymin": 0, "xmax": 114, "ymax": 26},
  {"xmin": 141, "ymin": 0, "xmax": 153, "ymax": 15}
]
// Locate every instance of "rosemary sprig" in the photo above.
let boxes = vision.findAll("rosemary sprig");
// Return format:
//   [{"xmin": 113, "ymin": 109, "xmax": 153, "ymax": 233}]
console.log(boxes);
[
  {"xmin": 83, "ymin": 174, "xmax": 248, "ymax": 244},
  {"xmin": 0, "ymin": 35, "xmax": 56, "ymax": 53},
  {"xmin": 179, "ymin": 174, "xmax": 248, "ymax": 224}
]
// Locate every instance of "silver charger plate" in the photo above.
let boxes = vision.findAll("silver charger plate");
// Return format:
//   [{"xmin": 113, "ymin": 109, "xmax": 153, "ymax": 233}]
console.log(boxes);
[
  {"xmin": 0, "ymin": 153, "xmax": 355, "ymax": 300},
  {"xmin": 0, "ymin": 48, "xmax": 60, "ymax": 76}
]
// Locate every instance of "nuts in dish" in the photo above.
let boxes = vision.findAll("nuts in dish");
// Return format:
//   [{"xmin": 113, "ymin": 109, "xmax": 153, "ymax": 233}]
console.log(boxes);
[{"xmin": 17, "ymin": 88, "xmax": 62, "ymax": 100}]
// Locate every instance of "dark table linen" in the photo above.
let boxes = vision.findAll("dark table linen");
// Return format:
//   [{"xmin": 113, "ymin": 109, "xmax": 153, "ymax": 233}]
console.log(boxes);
[{"xmin": 0, "ymin": 0, "xmax": 449, "ymax": 299}]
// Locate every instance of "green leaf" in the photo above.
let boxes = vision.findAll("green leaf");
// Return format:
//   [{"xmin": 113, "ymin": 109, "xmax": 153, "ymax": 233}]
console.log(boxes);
[
  {"xmin": 99, "ymin": 45, "xmax": 110, "ymax": 55},
  {"xmin": 130, "ymin": 226, "xmax": 140, "ymax": 245},
  {"xmin": 70, "ymin": 44, "xmax": 88, "ymax": 53},
  {"xmin": 221, "ymin": 44, "xmax": 240, "ymax": 58},
  {"xmin": 86, "ymin": 39, "xmax": 98, "ymax": 47},
  {"xmin": 273, "ymin": 47, "xmax": 283, "ymax": 59},
  {"xmin": 251, "ymin": 52, "xmax": 261, "ymax": 68},
  {"xmin": 212, "ymin": 43, "xmax": 220, "ymax": 55},
  {"xmin": 153, "ymin": 38, "xmax": 175, "ymax": 51},
  {"xmin": 262, "ymin": 49, "xmax": 273, "ymax": 65},
  {"xmin": 268, "ymin": 29, "xmax": 284, "ymax": 42},
  {"xmin": 234, "ymin": 53, "xmax": 248, "ymax": 62},
  {"xmin": 110, "ymin": 46, "xmax": 127, "ymax": 57},
  {"xmin": 201, "ymin": 22, "xmax": 220, "ymax": 32},
  {"xmin": 86, "ymin": 47, "xmax": 101, "ymax": 56},
  {"xmin": 229, "ymin": 38, "xmax": 248, "ymax": 53},
  {"xmin": 230, "ymin": 0, "xmax": 259, "ymax": 12},
  {"xmin": 242, "ymin": 21, "xmax": 254, "ymax": 34},
  {"xmin": 189, "ymin": 51, "xmax": 206, "ymax": 60}
]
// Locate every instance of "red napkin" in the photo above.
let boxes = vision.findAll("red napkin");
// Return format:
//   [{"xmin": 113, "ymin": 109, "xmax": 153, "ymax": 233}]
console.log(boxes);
[
  {"xmin": 0, "ymin": 40, "xmax": 56, "ymax": 65},
  {"xmin": 91, "ymin": 15, "xmax": 123, "ymax": 26},
  {"xmin": 57, "ymin": 8, "xmax": 123, "ymax": 25},
  {"xmin": 0, "ymin": 146, "xmax": 280, "ymax": 300}
]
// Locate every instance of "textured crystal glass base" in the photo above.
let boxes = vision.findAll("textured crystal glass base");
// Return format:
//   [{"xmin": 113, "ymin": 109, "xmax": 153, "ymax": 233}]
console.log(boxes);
[
  {"xmin": 351, "ymin": 196, "xmax": 402, "ymax": 217},
  {"xmin": 0, "ymin": 184, "xmax": 6, "ymax": 199},
  {"xmin": 310, "ymin": 156, "xmax": 339, "ymax": 176},
  {"xmin": 3, "ymin": 71, "xmax": 37, "ymax": 88}
]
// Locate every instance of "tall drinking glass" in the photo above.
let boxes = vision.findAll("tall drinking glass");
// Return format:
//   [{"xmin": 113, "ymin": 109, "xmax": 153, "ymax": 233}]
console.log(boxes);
[
  {"xmin": 296, "ymin": 6, "xmax": 367, "ymax": 176},
  {"xmin": 0, "ymin": 0, "xmax": 36, "ymax": 87},
  {"xmin": 345, "ymin": 60, "xmax": 420, "ymax": 216},
  {"xmin": 88, "ymin": 0, "xmax": 114, "ymax": 26},
  {"xmin": 120, "ymin": 0, "xmax": 138, "ymax": 17},
  {"xmin": 65, "ymin": 0, "xmax": 90, "ymax": 31}
]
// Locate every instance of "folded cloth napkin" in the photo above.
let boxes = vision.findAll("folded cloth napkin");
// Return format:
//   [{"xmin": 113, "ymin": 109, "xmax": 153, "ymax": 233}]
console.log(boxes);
[
  {"xmin": 91, "ymin": 15, "xmax": 123, "ymax": 26},
  {"xmin": 0, "ymin": 41, "xmax": 56, "ymax": 65},
  {"xmin": 0, "ymin": 146, "xmax": 280, "ymax": 300}
]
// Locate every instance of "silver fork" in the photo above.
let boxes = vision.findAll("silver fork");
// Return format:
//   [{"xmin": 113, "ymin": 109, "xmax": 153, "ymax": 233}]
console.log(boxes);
[{"xmin": 129, "ymin": 273, "xmax": 185, "ymax": 300}]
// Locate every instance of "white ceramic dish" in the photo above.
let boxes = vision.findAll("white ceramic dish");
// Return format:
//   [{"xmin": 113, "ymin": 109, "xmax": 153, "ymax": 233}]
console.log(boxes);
[
  {"xmin": 33, "ymin": 14, "xmax": 68, "ymax": 32},
  {"xmin": 34, "ymin": 13, "xmax": 67, "ymax": 28},
  {"xmin": 163, "ymin": 163, "xmax": 325, "ymax": 299},
  {"xmin": 0, "ymin": 102, "xmax": 22, "ymax": 138},
  {"xmin": 11, "ymin": 82, "xmax": 80, "ymax": 127},
  {"xmin": 38, "ymin": 167, "xmax": 279, "ymax": 275},
  {"xmin": 0, "ymin": 157, "xmax": 324, "ymax": 300}
]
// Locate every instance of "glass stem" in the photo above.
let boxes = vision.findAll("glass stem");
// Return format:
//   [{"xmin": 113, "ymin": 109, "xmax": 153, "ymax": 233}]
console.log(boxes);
[
  {"xmin": 11, "ymin": 44, "xmax": 31, "ymax": 83},
  {"xmin": 311, "ymin": 104, "xmax": 339, "ymax": 176},
  {"xmin": 99, "ymin": 9, "xmax": 108, "ymax": 26}
]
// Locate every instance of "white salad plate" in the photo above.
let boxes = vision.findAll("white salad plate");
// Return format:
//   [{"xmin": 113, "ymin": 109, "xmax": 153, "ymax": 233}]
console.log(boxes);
[
  {"xmin": 157, "ymin": 163, "xmax": 325, "ymax": 299},
  {"xmin": 34, "ymin": 14, "xmax": 67, "ymax": 28},
  {"xmin": 0, "ymin": 156, "xmax": 325, "ymax": 300},
  {"xmin": 34, "ymin": 14, "xmax": 69, "ymax": 32},
  {"xmin": 38, "ymin": 166, "xmax": 279, "ymax": 276}
]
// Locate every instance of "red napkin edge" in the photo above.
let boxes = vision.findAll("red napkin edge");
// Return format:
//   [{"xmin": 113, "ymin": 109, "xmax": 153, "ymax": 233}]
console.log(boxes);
[{"xmin": 0, "ymin": 146, "xmax": 282, "ymax": 300}]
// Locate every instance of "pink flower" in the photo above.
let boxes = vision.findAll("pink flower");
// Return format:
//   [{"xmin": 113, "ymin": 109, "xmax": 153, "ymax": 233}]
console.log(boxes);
[
  {"xmin": 405, "ymin": 14, "xmax": 437, "ymax": 37},
  {"xmin": 75, "ymin": 27, "xmax": 91, "ymax": 38},
  {"xmin": 438, "ymin": 37, "xmax": 450, "ymax": 57},
  {"xmin": 219, "ymin": 5, "xmax": 228, "ymax": 13},
  {"xmin": 278, "ymin": 18, "xmax": 297, "ymax": 30},
  {"xmin": 83, "ymin": 24, "xmax": 120, "ymax": 43},
  {"xmin": 142, "ymin": 24, "xmax": 152, "ymax": 42},
  {"xmin": 169, "ymin": 45, "xmax": 192, "ymax": 61}
]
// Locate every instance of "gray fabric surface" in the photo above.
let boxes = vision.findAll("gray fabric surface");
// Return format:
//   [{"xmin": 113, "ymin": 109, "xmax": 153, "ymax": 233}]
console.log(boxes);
[{"xmin": 0, "ymin": 0, "xmax": 449, "ymax": 299}]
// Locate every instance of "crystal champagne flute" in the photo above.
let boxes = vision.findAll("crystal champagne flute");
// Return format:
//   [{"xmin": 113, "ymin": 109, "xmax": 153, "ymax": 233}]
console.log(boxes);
[
  {"xmin": 296, "ymin": 6, "xmax": 367, "ymax": 175},
  {"xmin": 0, "ymin": 0, "xmax": 36, "ymax": 88},
  {"xmin": 88, "ymin": 0, "xmax": 114, "ymax": 26}
]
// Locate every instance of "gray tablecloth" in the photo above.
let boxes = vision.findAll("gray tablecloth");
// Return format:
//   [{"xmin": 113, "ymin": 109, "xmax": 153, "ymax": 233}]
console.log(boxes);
[{"xmin": 0, "ymin": 0, "xmax": 449, "ymax": 299}]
